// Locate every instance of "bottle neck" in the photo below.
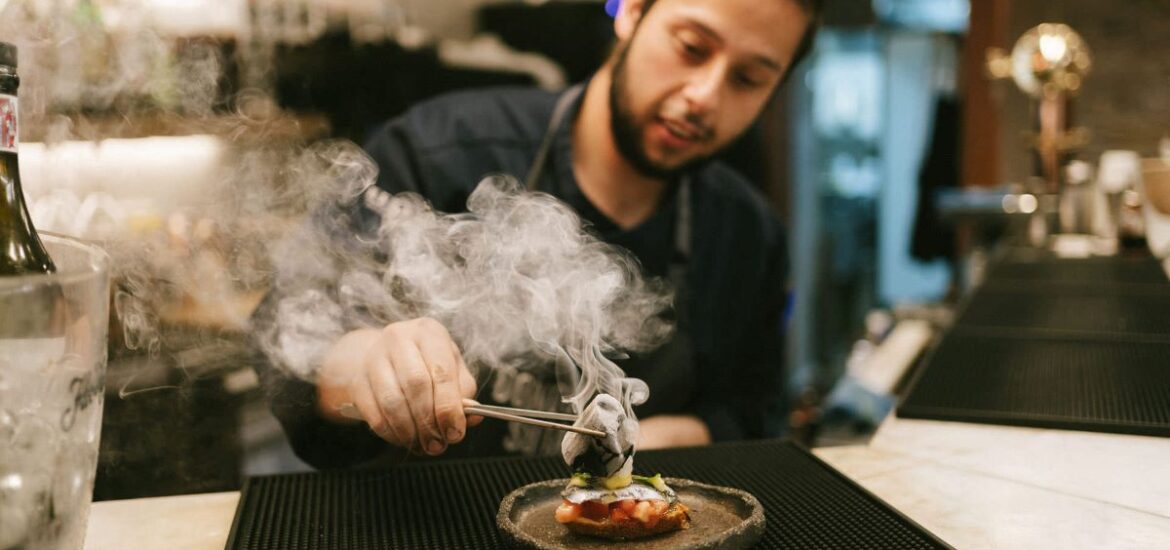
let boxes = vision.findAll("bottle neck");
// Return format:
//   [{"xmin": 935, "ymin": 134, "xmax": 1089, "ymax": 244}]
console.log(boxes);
[
  {"xmin": 1, "ymin": 152, "xmax": 26, "ymax": 244},
  {"xmin": 0, "ymin": 71, "xmax": 18, "ymax": 156},
  {"xmin": 0, "ymin": 73, "xmax": 20, "ymax": 208},
  {"xmin": 1, "ymin": 150, "xmax": 19, "ymax": 201},
  {"xmin": 0, "ymin": 66, "xmax": 18, "ymax": 95}
]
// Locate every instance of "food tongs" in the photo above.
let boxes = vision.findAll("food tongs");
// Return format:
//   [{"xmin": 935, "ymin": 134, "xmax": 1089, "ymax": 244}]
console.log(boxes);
[
  {"xmin": 337, "ymin": 399, "xmax": 605, "ymax": 438},
  {"xmin": 462, "ymin": 399, "xmax": 605, "ymax": 438}
]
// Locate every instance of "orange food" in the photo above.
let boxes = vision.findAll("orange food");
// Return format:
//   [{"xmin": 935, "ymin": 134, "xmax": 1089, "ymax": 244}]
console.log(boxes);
[
  {"xmin": 580, "ymin": 500, "xmax": 610, "ymax": 521},
  {"xmin": 560, "ymin": 499, "xmax": 691, "ymax": 540},
  {"xmin": 555, "ymin": 501, "xmax": 582, "ymax": 524}
]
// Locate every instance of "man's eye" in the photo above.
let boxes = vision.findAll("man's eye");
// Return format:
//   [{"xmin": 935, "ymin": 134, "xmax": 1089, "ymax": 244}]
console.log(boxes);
[
  {"xmin": 677, "ymin": 39, "xmax": 706, "ymax": 59},
  {"xmin": 734, "ymin": 72, "xmax": 762, "ymax": 88}
]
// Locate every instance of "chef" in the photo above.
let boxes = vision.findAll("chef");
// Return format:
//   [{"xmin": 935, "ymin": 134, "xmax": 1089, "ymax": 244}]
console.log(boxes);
[{"xmin": 258, "ymin": 0, "xmax": 821, "ymax": 468}]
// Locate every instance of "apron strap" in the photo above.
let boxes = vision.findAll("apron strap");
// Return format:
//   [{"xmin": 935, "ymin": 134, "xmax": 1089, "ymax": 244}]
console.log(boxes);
[
  {"xmin": 669, "ymin": 177, "xmax": 692, "ymax": 324},
  {"xmin": 525, "ymin": 83, "xmax": 691, "ymax": 310},
  {"xmin": 674, "ymin": 179, "xmax": 692, "ymax": 261},
  {"xmin": 525, "ymin": 84, "xmax": 585, "ymax": 191}
]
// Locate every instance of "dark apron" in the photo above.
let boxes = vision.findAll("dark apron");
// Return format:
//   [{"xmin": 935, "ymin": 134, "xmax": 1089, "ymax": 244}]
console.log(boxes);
[{"xmin": 519, "ymin": 85, "xmax": 697, "ymax": 421}]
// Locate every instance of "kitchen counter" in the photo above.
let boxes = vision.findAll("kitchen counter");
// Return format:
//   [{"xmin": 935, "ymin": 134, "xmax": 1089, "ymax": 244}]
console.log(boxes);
[
  {"xmin": 817, "ymin": 415, "xmax": 1170, "ymax": 549},
  {"xmin": 85, "ymin": 491, "xmax": 239, "ymax": 550},
  {"xmin": 83, "ymin": 414, "xmax": 1170, "ymax": 549}
]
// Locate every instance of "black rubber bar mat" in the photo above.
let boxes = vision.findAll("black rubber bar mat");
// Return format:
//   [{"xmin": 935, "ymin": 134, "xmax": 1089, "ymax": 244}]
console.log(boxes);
[
  {"xmin": 953, "ymin": 285, "xmax": 1170, "ymax": 342},
  {"xmin": 226, "ymin": 440, "xmax": 952, "ymax": 549},
  {"xmin": 899, "ymin": 328, "xmax": 1170, "ymax": 437},
  {"xmin": 984, "ymin": 253, "xmax": 1167, "ymax": 287}
]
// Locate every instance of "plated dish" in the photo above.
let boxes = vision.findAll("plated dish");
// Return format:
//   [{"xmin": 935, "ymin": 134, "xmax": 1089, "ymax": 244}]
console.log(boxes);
[
  {"xmin": 498, "ymin": 477, "xmax": 765, "ymax": 550},
  {"xmin": 556, "ymin": 472, "xmax": 690, "ymax": 539}
]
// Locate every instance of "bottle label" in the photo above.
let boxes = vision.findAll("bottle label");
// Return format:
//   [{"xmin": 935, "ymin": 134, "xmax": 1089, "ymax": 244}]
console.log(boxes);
[{"xmin": 0, "ymin": 94, "xmax": 16, "ymax": 153}]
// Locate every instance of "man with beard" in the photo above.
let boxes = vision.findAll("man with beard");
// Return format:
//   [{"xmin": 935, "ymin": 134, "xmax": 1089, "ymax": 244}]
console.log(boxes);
[{"xmin": 260, "ymin": 0, "xmax": 820, "ymax": 468}]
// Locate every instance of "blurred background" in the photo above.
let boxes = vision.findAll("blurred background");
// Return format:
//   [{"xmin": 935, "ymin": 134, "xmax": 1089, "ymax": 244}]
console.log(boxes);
[{"xmin": 2, "ymin": 0, "xmax": 1168, "ymax": 500}]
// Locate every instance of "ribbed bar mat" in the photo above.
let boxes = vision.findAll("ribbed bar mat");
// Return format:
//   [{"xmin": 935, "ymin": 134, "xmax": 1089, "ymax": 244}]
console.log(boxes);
[
  {"xmin": 954, "ymin": 285, "xmax": 1170, "ymax": 341},
  {"xmin": 226, "ymin": 440, "xmax": 951, "ymax": 549},
  {"xmin": 984, "ymin": 255, "xmax": 1167, "ymax": 286},
  {"xmin": 899, "ymin": 329, "xmax": 1170, "ymax": 437}
]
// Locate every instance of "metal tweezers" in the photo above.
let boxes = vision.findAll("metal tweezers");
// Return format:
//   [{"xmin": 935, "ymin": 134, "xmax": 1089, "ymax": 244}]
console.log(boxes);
[
  {"xmin": 337, "ymin": 399, "xmax": 605, "ymax": 439},
  {"xmin": 462, "ymin": 399, "xmax": 605, "ymax": 438}
]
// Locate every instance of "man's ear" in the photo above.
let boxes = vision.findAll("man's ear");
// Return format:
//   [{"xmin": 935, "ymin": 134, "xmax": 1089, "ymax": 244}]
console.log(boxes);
[{"xmin": 614, "ymin": 0, "xmax": 646, "ymax": 41}]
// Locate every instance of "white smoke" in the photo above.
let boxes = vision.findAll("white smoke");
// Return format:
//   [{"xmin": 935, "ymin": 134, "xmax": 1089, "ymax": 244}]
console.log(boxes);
[
  {"xmin": 1, "ymin": 1, "xmax": 676, "ymax": 439},
  {"xmin": 257, "ymin": 152, "xmax": 675, "ymax": 423}
]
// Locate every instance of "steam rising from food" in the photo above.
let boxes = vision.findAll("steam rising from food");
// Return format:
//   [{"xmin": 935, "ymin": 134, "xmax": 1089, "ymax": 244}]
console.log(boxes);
[
  {"xmin": 257, "ymin": 166, "xmax": 675, "ymax": 459},
  {"xmin": 562, "ymin": 394, "xmax": 638, "ymax": 476}
]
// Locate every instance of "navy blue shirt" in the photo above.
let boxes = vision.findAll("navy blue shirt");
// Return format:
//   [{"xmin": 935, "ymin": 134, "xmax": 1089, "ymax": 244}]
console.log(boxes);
[{"xmin": 257, "ymin": 86, "xmax": 790, "ymax": 469}]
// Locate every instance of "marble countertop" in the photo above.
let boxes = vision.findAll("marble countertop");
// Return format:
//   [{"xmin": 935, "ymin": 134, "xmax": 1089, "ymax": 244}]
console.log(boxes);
[
  {"xmin": 817, "ymin": 415, "xmax": 1170, "ymax": 549},
  {"xmin": 83, "ymin": 415, "xmax": 1170, "ymax": 549},
  {"xmin": 84, "ymin": 491, "xmax": 239, "ymax": 550}
]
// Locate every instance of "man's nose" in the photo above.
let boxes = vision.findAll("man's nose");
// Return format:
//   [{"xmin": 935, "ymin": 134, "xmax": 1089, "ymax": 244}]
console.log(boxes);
[{"xmin": 682, "ymin": 62, "xmax": 726, "ymax": 117}]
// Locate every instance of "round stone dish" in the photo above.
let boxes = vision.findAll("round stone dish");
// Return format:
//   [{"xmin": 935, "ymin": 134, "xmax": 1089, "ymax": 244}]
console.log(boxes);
[{"xmin": 497, "ymin": 478, "xmax": 765, "ymax": 550}]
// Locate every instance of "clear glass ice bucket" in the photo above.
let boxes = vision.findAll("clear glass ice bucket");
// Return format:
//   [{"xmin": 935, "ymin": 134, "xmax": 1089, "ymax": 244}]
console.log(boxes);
[{"xmin": 0, "ymin": 234, "xmax": 110, "ymax": 550}]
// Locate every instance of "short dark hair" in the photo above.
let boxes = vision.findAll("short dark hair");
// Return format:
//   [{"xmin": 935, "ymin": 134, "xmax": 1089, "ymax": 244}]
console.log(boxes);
[{"xmin": 638, "ymin": 0, "xmax": 822, "ymax": 81}]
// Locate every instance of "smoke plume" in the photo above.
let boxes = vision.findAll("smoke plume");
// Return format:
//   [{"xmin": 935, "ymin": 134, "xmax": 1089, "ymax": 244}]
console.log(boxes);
[
  {"xmin": 257, "ymin": 155, "xmax": 676, "ymax": 421},
  {"xmin": 1, "ymin": 0, "xmax": 676, "ymax": 453}
]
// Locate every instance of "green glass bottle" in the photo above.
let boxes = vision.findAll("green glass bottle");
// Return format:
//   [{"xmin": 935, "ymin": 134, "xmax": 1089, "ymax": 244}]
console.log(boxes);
[{"xmin": 0, "ymin": 41, "xmax": 56, "ymax": 275}]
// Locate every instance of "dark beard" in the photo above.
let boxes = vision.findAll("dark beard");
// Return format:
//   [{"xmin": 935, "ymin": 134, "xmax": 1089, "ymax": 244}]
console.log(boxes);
[{"xmin": 608, "ymin": 43, "xmax": 694, "ymax": 181}]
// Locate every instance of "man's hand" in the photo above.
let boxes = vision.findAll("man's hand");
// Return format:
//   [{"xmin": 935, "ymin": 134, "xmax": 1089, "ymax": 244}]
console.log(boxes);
[{"xmin": 317, "ymin": 318, "xmax": 481, "ymax": 456}]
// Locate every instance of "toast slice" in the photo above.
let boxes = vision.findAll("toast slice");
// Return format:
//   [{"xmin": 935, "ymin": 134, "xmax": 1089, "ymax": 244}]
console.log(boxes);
[{"xmin": 563, "ymin": 501, "xmax": 691, "ymax": 540}]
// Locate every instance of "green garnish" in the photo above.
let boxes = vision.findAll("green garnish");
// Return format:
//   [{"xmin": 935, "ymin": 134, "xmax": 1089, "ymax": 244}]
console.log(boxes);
[
  {"xmin": 569, "ymin": 473, "xmax": 591, "ymax": 488},
  {"xmin": 568, "ymin": 472, "xmax": 671, "ymax": 493},
  {"xmin": 632, "ymin": 474, "xmax": 669, "ymax": 492},
  {"xmin": 604, "ymin": 473, "xmax": 633, "ymax": 490}
]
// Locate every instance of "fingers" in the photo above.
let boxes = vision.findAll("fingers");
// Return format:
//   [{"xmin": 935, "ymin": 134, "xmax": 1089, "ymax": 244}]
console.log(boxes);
[
  {"xmin": 381, "ymin": 333, "xmax": 443, "ymax": 456},
  {"xmin": 366, "ymin": 354, "xmax": 422, "ymax": 450},
  {"xmin": 348, "ymin": 318, "xmax": 480, "ymax": 456},
  {"xmin": 386, "ymin": 317, "xmax": 478, "ymax": 456},
  {"xmin": 351, "ymin": 361, "xmax": 416, "ymax": 451},
  {"xmin": 414, "ymin": 321, "xmax": 466, "ymax": 445},
  {"xmin": 453, "ymin": 343, "xmax": 484, "ymax": 427}
]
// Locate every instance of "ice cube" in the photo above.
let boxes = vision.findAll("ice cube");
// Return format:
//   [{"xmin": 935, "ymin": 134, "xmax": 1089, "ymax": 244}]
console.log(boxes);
[
  {"xmin": 0, "ymin": 469, "xmax": 52, "ymax": 550},
  {"xmin": 52, "ymin": 443, "xmax": 97, "ymax": 518},
  {"xmin": 0, "ymin": 409, "xmax": 15, "ymax": 444},
  {"xmin": 10, "ymin": 414, "xmax": 59, "ymax": 461},
  {"xmin": 0, "ymin": 476, "xmax": 33, "ymax": 549}
]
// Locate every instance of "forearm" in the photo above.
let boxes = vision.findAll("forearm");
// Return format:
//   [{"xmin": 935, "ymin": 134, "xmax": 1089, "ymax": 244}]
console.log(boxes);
[{"xmin": 638, "ymin": 414, "xmax": 712, "ymax": 449}]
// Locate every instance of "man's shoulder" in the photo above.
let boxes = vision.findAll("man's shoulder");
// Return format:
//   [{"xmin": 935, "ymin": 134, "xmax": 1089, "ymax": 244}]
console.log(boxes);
[{"xmin": 400, "ymin": 86, "xmax": 559, "ymax": 150}]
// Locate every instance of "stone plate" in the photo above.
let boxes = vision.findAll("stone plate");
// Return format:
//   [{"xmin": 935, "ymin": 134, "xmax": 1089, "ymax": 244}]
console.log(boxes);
[{"xmin": 497, "ymin": 478, "xmax": 765, "ymax": 550}]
